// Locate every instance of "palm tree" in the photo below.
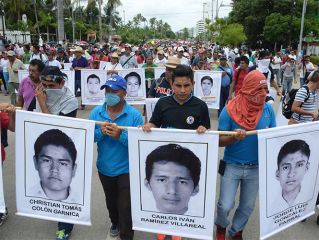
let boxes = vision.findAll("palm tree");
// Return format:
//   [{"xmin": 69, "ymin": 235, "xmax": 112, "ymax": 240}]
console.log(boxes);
[
  {"xmin": 56, "ymin": 0, "xmax": 64, "ymax": 42},
  {"xmin": 37, "ymin": 11, "xmax": 54, "ymax": 41},
  {"xmin": 105, "ymin": 0, "xmax": 122, "ymax": 42}
]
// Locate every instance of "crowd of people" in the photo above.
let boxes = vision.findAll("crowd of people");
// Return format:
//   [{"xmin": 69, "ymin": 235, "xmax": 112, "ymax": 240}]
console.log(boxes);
[{"xmin": 0, "ymin": 38, "xmax": 318, "ymax": 240}]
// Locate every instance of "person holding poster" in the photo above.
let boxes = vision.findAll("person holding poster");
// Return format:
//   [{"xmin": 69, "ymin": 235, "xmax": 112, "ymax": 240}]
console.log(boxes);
[
  {"xmin": 105, "ymin": 53, "xmax": 123, "ymax": 79},
  {"xmin": 142, "ymin": 64, "xmax": 210, "ymax": 240},
  {"xmin": 148, "ymin": 57, "xmax": 180, "ymax": 98},
  {"xmin": 34, "ymin": 66, "xmax": 78, "ymax": 240},
  {"xmin": 0, "ymin": 103, "xmax": 15, "ymax": 225},
  {"xmin": 89, "ymin": 74, "xmax": 143, "ymax": 240},
  {"xmin": 215, "ymin": 70, "xmax": 276, "ymax": 240}
]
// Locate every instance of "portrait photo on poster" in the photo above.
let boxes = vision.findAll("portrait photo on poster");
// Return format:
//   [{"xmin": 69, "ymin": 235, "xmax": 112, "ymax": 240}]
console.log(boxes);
[
  {"xmin": 138, "ymin": 140, "xmax": 208, "ymax": 218},
  {"xmin": 124, "ymin": 71, "xmax": 143, "ymax": 98},
  {"xmin": 81, "ymin": 70, "xmax": 106, "ymax": 104},
  {"xmin": 266, "ymin": 132, "xmax": 319, "ymax": 218},
  {"xmin": 24, "ymin": 121, "xmax": 87, "ymax": 205}
]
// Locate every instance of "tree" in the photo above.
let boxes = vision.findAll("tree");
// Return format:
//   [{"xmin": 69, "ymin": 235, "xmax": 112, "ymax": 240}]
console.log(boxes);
[
  {"xmin": 219, "ymin": 23, "xmax": 247, "ymax": 46},
  {"xmin": 37, "ymin": 11, "xmax": 55, "ymax": 41}
]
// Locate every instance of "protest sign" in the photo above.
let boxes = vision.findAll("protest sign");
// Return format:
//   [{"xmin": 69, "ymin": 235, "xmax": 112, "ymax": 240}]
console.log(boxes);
[
  {"xmin": 81, "ymin": 69, "xmax": 106, "ymax": 105},
  {"xmin": 118, "ymin": 68, "xmax": 146, "ymax": 105},
  {"xmin": 193, "ymin": 71, "xmax": 222, "ymax": 109},
  {"xmin": 128, "ymin": 128, "xmax": 218, "ymax": 239},
  {"xmin": 258, "ymin": 122, "xmax": 319, "ymax": 239},
  {"xmin": 15, "ymin": 110, "xmax": 94, "ymax": 225},
  {"xmin": 145, "ymin": 98, "xmax": 159, "ymax": 122},
  {"xmin": 0, "ymin": 132, "xmax": 5, "ymax": 213}
]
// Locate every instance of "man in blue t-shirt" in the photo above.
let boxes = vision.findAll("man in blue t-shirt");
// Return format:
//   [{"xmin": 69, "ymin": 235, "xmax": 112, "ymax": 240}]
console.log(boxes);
[
  {"xmin": 215, "ymin": 70, "xmax": 276, "ymax": 240},
  {"xmin": 71, "ymin": 46, "xmax": 88, "ymax": 96}
]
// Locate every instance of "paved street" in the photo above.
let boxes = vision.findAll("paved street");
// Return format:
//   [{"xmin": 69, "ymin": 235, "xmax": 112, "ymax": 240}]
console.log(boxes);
[{"xmin": 0, "ymin": 92, "xmax": 318, "ymax": 240}]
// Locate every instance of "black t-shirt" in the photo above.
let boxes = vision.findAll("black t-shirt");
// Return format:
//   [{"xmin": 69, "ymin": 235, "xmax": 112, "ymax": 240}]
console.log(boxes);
[
  {"xmin": 148, "ymin": 77, "xmax": 173, "ymax": 98},
  {"xmin": 150, "ymin": 95, "xmax": 210, "ymax": 129},
  {"xmin": 59, "ymin": 109, "xmax": 77, "ymax": 118}
]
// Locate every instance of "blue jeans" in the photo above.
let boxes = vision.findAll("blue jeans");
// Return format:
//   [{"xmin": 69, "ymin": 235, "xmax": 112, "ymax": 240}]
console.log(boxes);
[
  {"xmin": 273, "ymin": 69, "xmax": 281, "ymax": 85},
  {"xmin": 300, "ymin": 77, "xmax": 305, "ymax": 88},
  {"xmin": 215, "ymin": 163, "xmax": 259, "ymax": 237},
  {"xmin": 282, "ymin": 77, "xmax": 293, "ymax": 95}
]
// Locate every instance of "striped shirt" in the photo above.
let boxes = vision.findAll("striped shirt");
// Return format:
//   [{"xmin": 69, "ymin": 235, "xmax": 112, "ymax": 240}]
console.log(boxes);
[{"xmin": 291, "ymin": 86, "xmax": 317, "ymax": 122}]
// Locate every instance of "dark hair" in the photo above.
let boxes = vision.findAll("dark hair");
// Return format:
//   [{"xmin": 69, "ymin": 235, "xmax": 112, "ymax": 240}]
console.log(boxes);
[
  {"xmin": 87, "ymin": 74, "xmax": 100, "ymax": 83},
  {"xmin": 277, "ymin": 140, "xmax": 310, "ymax": 168},
  {"xmin": 145, "ymin": 144, "xmax": 201, "ymax": 188},
  {"xmin": 172, "ymin": 64, "xmax": 193, "ymax": 83},
  {"xmin": 24, "ymin": 45, "xmax": 30, "ymax": 51},
  {"xmin": 34, "ymin": 129, "xmax": 77, "ymax": 168},
  {"xmin": 124, "ymin": 72, "xmax": 141, "ymax": 85},
  {"xmin": 33, "ymin": 45, "xmax": 40, "ymax": 50},
  {"xmin": 258, "ymin": 50, "xmax": 270, "ymax": 60},
  {"xmin": 234, "ymin": 57, "xmax": 241, "ymax": 65},
  {"xmin": 29, "ymin": 59, "xmax": 45, "ymax": 72},
  {"xmin": 240, "ymin": 56, "xmax": 249, "ymax": 64},
  {"xmin": 201, "ymin": 76, "xmax": 213, "ymax": 85},
  {"xmin": 309, "ymin": 70, "xmax": 319, "ymax": 83}
]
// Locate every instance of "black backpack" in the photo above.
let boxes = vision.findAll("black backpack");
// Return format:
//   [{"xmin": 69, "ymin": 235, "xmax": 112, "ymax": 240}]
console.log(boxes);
[{"xmin": 282, "ymin": 86, "xmax": 310, "ymax": 119}]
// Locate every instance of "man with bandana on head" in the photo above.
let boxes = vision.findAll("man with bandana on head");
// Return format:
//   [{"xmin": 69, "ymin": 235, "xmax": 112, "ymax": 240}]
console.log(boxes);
[
  {"xmin": 215, "ymin": 70, "xmax": 276, "ymax": 240},
  {"xmin": 89, "ymin": 75, "xmax": 143, "ymax": 240}
]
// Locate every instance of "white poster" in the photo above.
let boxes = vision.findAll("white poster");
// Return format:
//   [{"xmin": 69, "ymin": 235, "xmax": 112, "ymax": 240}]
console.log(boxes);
[
  {"xmin": 18, "ymin": 70, "xmax": 29, "ymax": 83},
  {"xmin": 118, "ymin": 68, "xmax": 146, "ymax": 105},
  {"xmin": 154, "ymin": 67, "xmax": 166, "ymax": 80},
  {"xmin": 62, "ymin": 69, "xmax": 75, "ymax": 94},
  {"xmin": 81, "ymin": 69, "xmax": 106, "ymax": 105},
  {"xmin": 0, "ymin": 131, "xmax": 5, "ymax": 213},
  {"xmin": 15, "ymin": 110, "xmax": 95, "ymax": 225},
  {"xmin": 193, "ymin": 71, "xmax": 222, "ymax": 109},
  {"xmin": 258, "ymin": 122, "xmax": 319, "ymax": 239},
  {"xmin": 145, "ymin": 98, "xmax": 159, "ymax": 122},
  {"xmin": 99, "ymin": 61, "xmax": 108, "ymax": 70},
  {"xmin": 63, "ymin": 63, "xmax": 72, "ymax": 70},
  {"xmin": 128, "ymin": 128, "xmax": 219, "ymax": 240},
  {"xmin": 276, "ymin": 101, "xmax": 288, "ymax": 127}
]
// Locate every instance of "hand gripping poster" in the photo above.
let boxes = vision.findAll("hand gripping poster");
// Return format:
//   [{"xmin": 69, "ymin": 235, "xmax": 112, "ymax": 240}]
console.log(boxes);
[
  {"xmin": 128, "ymin": 128, "xmax": 219, "ymax": 240},
  {"xmin": 0, "ymin": 131, "xmax": 5, "ymax": 213},
  {"xmin": 258, "ymin": 122, "xmax": 319, "ymax": 239},
  {"xmin": 193, "ymin": 71, "xmax": 222, "ymax": 109},
  {"xmin": 118, "ymin": 68, "xmax": 146, "ymax": 105},
  {"xmin": 81, "ymin": 69, "xmax": 107, "ymax": 105},
  {"xmin": 15, "ymin": 110, "xmax": 95, "ymax": 225}
]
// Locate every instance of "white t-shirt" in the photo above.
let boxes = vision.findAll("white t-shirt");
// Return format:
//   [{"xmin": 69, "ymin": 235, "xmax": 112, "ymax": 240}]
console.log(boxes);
[
  {"xmin": 0, "ymin": 58, "xmax": 8, "ymax": 72},
  {"xmin": 46, "ymin": 60, "xmax": 62, "ymax": 69},
  {"xmin": 300, "ymin": 62, "xmax": 315, "ymax": 78},
  {"xmin": 271, "ymin": 56, "xmax": 282, "ymax": 70}
]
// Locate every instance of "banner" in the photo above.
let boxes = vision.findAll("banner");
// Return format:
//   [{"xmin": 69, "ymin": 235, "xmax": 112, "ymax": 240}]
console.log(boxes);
[
  {"xmin": 128, "ymin": 128, "xmax": 219, "ymax": 240},
  {"xmin": 62, "ymin": 70, "xmax": 75, "ymax": 95},
  {"xmin": 15, "ymin": 110, "xmax": 95, "ymax": 225},
  {"xmin": 99, "ymin": 61, "xmax": 108, "ymax": 70},
  {"xmin": 18, "ymin": 70, "xmax": 29, "ymax": 83},
  {"xmin": 118, "ymin": 68, "xmax": 146, "ymax": 105},
  {"xmin": 0, "ymin": 131, "xmax": 5, "ymax": 213},
  {"xmin": 145, "ymin": 98, "xmax": 159, "ymax": 121},
  {"xmin": 63, "ymin": 63, "xmax": 72, "ymax": 71},
  {"xmin": 258, "ymin": 122, "xmax": 319, "ymax": 239},
  {"xmin": 193, "ymin": 71, "xmax": 222, "ymax": 109},
  {"xmin": 154, "ymin": 67, "xmax": 166, "ymax": 80},
  {"xmin": 81, "ymin": 69, "xmax": 106, "ymax": 105}
]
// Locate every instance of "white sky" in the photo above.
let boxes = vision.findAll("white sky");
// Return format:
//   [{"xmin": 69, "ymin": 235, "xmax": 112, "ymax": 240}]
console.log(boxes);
[{"xmin": 116, "ymin": 0, "xmax": 233, "ymax": 31}]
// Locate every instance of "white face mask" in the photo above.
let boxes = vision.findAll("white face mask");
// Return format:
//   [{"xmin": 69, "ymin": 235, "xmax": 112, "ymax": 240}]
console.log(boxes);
[{"xmin": 257, "ymin": 59, "xmax": 271, "ymax": 73}]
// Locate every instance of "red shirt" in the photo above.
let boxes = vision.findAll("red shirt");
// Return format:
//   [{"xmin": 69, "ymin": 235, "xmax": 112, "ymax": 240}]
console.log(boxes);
[{"xmin": 233, "ymin": 68, "xmax": 249, "ymax": 96}]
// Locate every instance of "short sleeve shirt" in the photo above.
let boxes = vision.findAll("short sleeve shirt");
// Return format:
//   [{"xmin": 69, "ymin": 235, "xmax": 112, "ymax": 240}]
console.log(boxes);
[
  {"xmin": 291, "ymin": 87, "xmax": 317, "ymax": 123},
  {"xmin": 72, "ymin": 56, "xmax": 89, "ymax": 81}
]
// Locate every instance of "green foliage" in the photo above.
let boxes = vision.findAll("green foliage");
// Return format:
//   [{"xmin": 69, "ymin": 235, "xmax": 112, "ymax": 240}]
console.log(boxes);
[
  {"xmin": 219, "ymin": 23, "xmax": 247, "ymax": 46},
  {"xmin": 310, "ymin": 56, "xmax": 319, "ymax": 66}
]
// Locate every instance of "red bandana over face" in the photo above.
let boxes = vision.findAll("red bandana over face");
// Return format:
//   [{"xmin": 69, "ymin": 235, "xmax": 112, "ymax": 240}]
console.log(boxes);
[{"xmin": 226, "ymin": 70, "xmax": 268, "ymax": 130}]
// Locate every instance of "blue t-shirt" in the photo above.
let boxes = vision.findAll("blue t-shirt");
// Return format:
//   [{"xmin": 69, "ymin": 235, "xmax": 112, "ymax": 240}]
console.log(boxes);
[
  {"xmin": 219, "ymin": 103, "xmax": 276, "ymax": 164},
  {"xmin": 72, "ymin": 56, "xmax": 88, "ymax": 81},
  {"xmin": 89, "ymin": 102, "xmax": 144, "ymax": 176}
]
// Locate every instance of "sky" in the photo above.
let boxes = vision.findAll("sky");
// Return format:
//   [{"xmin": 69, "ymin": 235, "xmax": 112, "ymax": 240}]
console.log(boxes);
[{"xmin": 116, "ymin": 0, "xmax": 233, "ymax": 32}]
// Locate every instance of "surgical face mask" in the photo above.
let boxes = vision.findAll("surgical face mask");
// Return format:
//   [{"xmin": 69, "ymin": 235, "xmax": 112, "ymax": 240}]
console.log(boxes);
[
  {"xmin": 105, "ymin": 93, "xmax": 121, "ymax": 107},
  {"xmin": 257, "ymin": 59, "xmax": 271, "ymax": 73}
]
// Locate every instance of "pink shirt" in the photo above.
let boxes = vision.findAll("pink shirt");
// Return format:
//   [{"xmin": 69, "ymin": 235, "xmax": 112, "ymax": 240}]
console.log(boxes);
[{"xmin": 18, "ymin": 76, "xmax": 36, "ymax": 110}]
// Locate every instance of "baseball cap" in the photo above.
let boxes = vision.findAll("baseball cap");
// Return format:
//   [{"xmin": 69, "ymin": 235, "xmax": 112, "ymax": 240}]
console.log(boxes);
[
  {"xmin": 220, "ymin": 55, "xmax": 227, "ymax": 60},
  {"xmin": 7, "ymin": 50, "xmax": 16, "ymax": 57},
  {"xmin": 40, "ymin": 66, "xmax": 67, "ymax": 82},
  {"xmin": 100, "ymin": 75, "xmax": 127, "ymax": 91}
]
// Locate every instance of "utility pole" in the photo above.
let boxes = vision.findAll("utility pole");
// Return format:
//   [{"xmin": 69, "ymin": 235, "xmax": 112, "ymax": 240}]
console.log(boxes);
[
  {"xmin": 211, "ymin": 0, "xmax": 214, "ymax": 22},
  {"xmin": 33, "ymin": 0, "xmax": 40, "ymax": 37},
  {"xmin": 215, "ymin": 0, "xmax": 219, "ymax": 19},
  {"xmin": 57, "ymin": 0, "xmax": 65, "ymax": 43},
  {"xmin": 298, "ymin": 0, "xmax": 308, "ymax": 59},
  {"xmin": 98, "ymin": 0, "xmax": 103, "ymax": 44}
]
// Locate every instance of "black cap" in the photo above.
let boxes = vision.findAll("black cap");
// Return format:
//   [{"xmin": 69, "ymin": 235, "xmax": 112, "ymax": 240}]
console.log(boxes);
[{"xmin": 41, "ymin": 66, "xmax": 67, "ymax": 82}]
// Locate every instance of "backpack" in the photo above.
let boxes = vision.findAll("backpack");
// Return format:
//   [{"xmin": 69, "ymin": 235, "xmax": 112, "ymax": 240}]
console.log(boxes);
[{"xmin": 282, "ymin": 86, "xmax": 310, "ymax": 119}]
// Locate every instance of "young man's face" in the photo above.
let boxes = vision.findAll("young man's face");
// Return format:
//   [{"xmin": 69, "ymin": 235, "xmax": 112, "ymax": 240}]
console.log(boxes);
[
  {"xmin": 172, "ymin": 77, "xmax": 194, "ymax": 103},
  {"xmin": 34, "ymin": 145, "xmax": 77, "ymax": 197},
  {"xmin": 87, "ymin": 77, "xmax": 100, "ymax": 95},
  {"xmin": 145, "ymin": 161, "xmax": 199, "ymax": 214},
  {"xmin": 126, "ymin": 76, "xmax": 140, "ymax": 97},
  {"xmin": 276, "ymin": 150, "xmax": 309, "ymax": 194},
  {"xmin": 201, "ymin": 79, "xmax": 213, "ymax": 96},
  {"xmin": 29, "ymin": 65, "xmax": 41, "ymax": 83}
]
